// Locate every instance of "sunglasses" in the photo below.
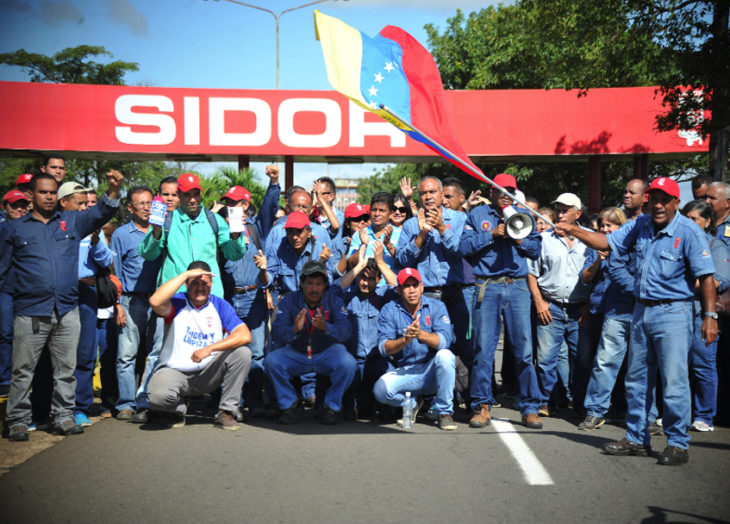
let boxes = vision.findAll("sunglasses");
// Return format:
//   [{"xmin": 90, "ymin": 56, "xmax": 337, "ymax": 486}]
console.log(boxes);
[
  {"xmin": 351, "ymin": 215, "xmax": 370, "ymax": 222},
  {"xmin": 392, "ymin": 206, "xmax": 407, "ymax": 213}
]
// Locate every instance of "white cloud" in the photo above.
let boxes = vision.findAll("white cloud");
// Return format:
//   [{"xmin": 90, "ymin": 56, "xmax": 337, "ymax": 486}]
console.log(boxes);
[{"xmin": 105, "ymin": 0, "xmax": 148, "ymax": 35}]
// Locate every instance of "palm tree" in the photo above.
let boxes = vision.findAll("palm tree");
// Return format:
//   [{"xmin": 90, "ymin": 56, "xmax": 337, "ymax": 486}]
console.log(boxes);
[{"xmin": 212, "ymin": 166, "xmax": 269, "ymax": 208}]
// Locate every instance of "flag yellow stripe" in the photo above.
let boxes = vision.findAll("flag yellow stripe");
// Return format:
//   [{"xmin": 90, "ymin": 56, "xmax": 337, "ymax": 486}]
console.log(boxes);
[{"xmin": 314, "ymin": 10, "xmax": 366, "ymax": 105}]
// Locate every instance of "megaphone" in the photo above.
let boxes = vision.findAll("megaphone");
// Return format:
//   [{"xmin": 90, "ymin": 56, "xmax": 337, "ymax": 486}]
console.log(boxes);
[{"xmin": 502, "ymin": 205, "xmax": 534, "ymax": 240}]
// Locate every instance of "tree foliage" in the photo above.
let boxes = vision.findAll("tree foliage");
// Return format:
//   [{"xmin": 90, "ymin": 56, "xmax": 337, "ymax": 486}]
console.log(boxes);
[{"xmin": 0, "ymin": 45, "xmax": 138, "ymax": 85}]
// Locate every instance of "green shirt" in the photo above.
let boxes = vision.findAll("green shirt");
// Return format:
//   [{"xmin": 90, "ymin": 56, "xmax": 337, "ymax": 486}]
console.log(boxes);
[{"xmin": 139, "ymin": 208, "xmax": 245, "ymax": 297}]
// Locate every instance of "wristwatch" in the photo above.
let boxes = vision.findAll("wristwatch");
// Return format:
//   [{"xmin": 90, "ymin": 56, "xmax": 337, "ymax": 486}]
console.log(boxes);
[{"xmin": 705, "ymin": 311, "xmax": 719, "ymax": 320}]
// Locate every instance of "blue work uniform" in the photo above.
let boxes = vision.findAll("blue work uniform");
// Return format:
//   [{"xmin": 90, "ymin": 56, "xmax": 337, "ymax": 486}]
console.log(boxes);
[
  {"xmin": 220, "ymin": 181, "xmax": 280, "ymax": 410},
  {"xmin": 266, "ymin": 289, "xmax": 356, "ymax": 412},
  {"xmin": 607, "ymin": 212, "xmax": 715, "ymax": 450},
  {"xmin": 460, "ymin": 204, "xmax": 542, "ymax": 416},
  {"xmin": 373, "ymin": 295, "xmax": 456, "ymax": 415},
  {"xmin": 347, "ymin": 225, "xmax": 402, "ymax": 284}
]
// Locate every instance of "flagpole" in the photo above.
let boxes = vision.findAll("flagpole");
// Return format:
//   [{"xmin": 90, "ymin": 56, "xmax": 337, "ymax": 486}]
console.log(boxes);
[{"xmin": 378, "ymin": 104, "xmax": 558, "ymax": 229}]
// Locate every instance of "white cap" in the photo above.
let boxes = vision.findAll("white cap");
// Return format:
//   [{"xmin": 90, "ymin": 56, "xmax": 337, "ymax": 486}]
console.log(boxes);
[
  {"xmin": 58, "ymin": 182, "xmax": 90, "ymax": 200},
  {"xmin": 552, "ymin": 193, "xmax": 582, "ymax": 209}
]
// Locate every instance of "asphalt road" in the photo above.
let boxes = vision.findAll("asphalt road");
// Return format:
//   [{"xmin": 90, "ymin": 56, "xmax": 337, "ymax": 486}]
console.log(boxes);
[{"xmin": 2, "ymin": 399, "xmax": 729, "ymax": 524}]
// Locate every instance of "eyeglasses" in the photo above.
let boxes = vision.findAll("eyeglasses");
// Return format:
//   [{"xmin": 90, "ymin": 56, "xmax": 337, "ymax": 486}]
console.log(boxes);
[
  {"xmin": 392, "ymin": 206, "xmax": 407, "ymax": 213},
  {"xmin": 130, "ymin": 202, "xmax": 152, "ymax": 209}
]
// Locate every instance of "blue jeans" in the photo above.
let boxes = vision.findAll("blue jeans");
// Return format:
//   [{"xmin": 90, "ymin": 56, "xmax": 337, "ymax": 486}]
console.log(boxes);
[
  {"xmin": 443, "ymin": 284, "xmax": 475, "ymax": 364},
  {"xmin": 374, "ymin": 349, "xmax": 456, "ymax": 415},
  {"xmin": 232, "ymin": 291, "xmax": 268, "ymax": 409},
  {"xmin": 470, "ymin": 279, "xmax": 540, "ymax": 415},
  {"xmin": 573, "ymin": 313, "xmax": 603, "ymax": 411},
  {"xmin": 584, "ymin": 316, "xmax": 630, "ymax": 417},
  {"xmin": 535, "ymin": 302, "xmax": 582, "ymax": 406},
  {"xmin": 74, "ymin": 283, "xmax": 99, "ymax": 416},
  {"xmin": 689, "ymin": 308, "xmax": 718, "ymax": 425},
  {"xmin": 266, "ymin": 344, "xmax": 357, "ymax": 411},
  {"xmin": 625, "ymin": 301, "xmax": 692, "ymax": 449},
  {"xmin": 116, "ymin": 294, "xmax": 163, "ymax": 412},
  {"xmin": 0, "ymin": 291, "xmax": 13, "ymax": 387}
]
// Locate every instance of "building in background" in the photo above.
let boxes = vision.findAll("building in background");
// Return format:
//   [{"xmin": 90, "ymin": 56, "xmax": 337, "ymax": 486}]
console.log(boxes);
[{"xmin": 334, "ymin": 178, "xmax": 360, "ymax": 211}]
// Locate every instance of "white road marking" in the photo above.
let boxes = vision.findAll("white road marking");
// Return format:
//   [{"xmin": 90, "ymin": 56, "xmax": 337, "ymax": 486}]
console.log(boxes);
[{"xmin": 492, "ymin": 418, "xmax": 554, "ymax": 485}]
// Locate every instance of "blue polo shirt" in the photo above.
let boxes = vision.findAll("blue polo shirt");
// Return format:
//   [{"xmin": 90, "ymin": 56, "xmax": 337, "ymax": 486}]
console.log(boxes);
[
  {"xmin": 0, "ymin": 194, "xmax": 120, "ymax": 316},
  {"xmin": 265, "ymin": 235, "xmax": 325, "ymax": 294},
  {"xmin": 377, "ymin": 295, "xmax": 454, "ymax": 367},
  {"xmin": 607, "ymin": 212, "xmax": 715, "ymax": 301},
  {"xmin": 460, "ymin": 204, "xmax": 541, "ymax": 278},
  {"xmin": 78, "ymin": 229, "xmax": 113, "ymax": 279},
  {"xmin": 110, "ymin": 221, "xmax": 162, "ymax": 294},
  {"xmin": 395, "ymin": 207, "xmax": 466, "ymax": 287}
]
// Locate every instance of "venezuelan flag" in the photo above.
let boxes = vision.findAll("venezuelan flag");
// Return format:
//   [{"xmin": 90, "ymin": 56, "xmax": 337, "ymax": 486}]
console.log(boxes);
[{"xmin": 314, "ymin": 10, "xmax": 485, "ymax": 180}]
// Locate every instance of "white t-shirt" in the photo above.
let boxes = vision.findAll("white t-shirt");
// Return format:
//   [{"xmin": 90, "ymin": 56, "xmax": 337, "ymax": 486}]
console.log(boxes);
[{"xmin": 161, "ymin": 293, "xmax": 242, "ymax": 372}]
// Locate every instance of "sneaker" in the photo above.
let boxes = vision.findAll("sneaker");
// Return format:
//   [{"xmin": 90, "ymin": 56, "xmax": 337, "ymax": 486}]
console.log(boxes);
[
  {"xmin": 522, "ymin": 413, "xmax": 544, "ymax": 429},
  {"xmin": 578, "ymin": 415, "xmax": 605, "ymax": 431},
  {"xmin": 316, "ymin": 407, "xmax": 339, "ymax": 425},
  {"xmin": 116, "ymin": 408, "xmax": 134, "ymax": 421},
  {"xmin": 0, "ymin": 384, "xmax": 9, "ymax": 398},
  {"xmin": 690, "ymin": 420, "xmax": 715, "ymax": 432},
  {"xmin": 423, "ymin": 406, "xmax": 439, "ymax": 422},
  {"xmin": 131, "ymin": 408, "xmax": 150, "ymax": 424},
  {"xmin": 171, "ymin": 413, "xmax": 186, "ymax": 428},
  {"xmin": 469, "ymin": 404, "xmax": 491, "ymax": 428},
  {"xmin": 538, "ymin": 404, "xmax": 551, "ymax": 418},
  {"xmin": 647, "ymin": 420, "xmax": 664, "ymax": 436},
  {"xmin": 214, "ymin": 410, "xmax": 240, "ymax": 431},
  {"xmin": 53, "ymin": 418, "xmax": 84, "ymax": 436},
  {"xmin": 438, "ymin": 414, "xmax": 457, "ymax": 431},
  {"xmin": 99, "ymin": 409, "xmax": 113, "ymax": 419},
  {"xmin": 74, "ymin": 413, "xmax": 92, "ymax": 427},
  {"xmin": 27, "ymin": 423, "xmax": 37, "ymax": 432},
  {"xmin": 8, "ymin": 424, "xmax": 30, "ymax": 442},
  {"xmin": 396, "ymin": 397, "xmax": 423, "ymax": 427}
]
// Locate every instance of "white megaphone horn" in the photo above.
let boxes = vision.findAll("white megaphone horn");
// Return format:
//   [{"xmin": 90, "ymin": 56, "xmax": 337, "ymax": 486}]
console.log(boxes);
[{"xmin": 502, "ymin": 205, "xmax": 534, "ymax": 240}]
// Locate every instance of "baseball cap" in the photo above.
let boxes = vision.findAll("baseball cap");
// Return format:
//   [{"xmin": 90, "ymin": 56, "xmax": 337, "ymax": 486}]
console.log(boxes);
[
  {"xmin": 3, "ymin": 190, "xmax": 30, "ymax": 204},
  {"xmin": 552, "ymin": 193, "xmax": 582, "ymax": 209},
  {"xmin": 397, "ymin": 267, "xmax": 422, "ymax": 286},
  {"xmin": 284, "ymin": 211, "xmax": 311, "ymax": 229},
  {"xmin": 223, "ymin": 186, "xmax": 251, "ymax": 202},
  {"xmin": 493, "ymin": 173, "xmax": 517, "ymax": 190},
  {"xmin": 177, "ymin": 173, "xmax": 202, "ymax": 193},
  {"xmin": 647, "ymin": 177, "xmax": 680, "ymax": 199},
  {"xmin": 345, "ymin": 203, "xmax": 369, "ymax": 219},
  {"xmin": 300, "ymin": 260, "xmax": 328, "ymax": 280},
  {"xmin": 58, "ymin": 182, "xmax": 89, "ymax": 200},
  {"xmin": 16, "ymin": 173, "xmax": 33, "ymax": 185}
]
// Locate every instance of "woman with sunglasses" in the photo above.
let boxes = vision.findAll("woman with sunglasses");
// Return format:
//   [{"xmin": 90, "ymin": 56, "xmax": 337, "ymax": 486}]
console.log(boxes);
[
  {"xmin": 681, "ymin": 200, "xmax": 730, "ymax": 432},
  {"xmin": 333, "ymin": 203, "xmax": 371, "ymax": 276},
  {"xmin": 391, "ymin": 192, "xmax": 414, "ymax": 228}
]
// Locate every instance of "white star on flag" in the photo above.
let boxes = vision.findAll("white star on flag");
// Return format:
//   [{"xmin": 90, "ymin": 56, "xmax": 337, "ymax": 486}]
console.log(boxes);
[
  {"xmin": 368, "ymin": 85, "xmax": 378, "ymax": 97},
  {"xmin": 384, "ymin": 61, "xmax": 394, "ymax": 72},
  {"xmin": 374, "ymin": 72, "xmax": 384, "ymax": 83}
]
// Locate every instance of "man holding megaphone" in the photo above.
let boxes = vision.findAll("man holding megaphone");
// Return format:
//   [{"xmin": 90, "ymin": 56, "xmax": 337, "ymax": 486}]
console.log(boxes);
[{"xmin": 460, "ymin": 174, "xmax": 545, "ymax": 430}]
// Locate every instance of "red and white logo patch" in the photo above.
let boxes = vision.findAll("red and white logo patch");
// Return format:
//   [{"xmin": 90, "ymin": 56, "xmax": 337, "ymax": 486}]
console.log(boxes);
[
  {"xmin": 480, "ymin": 221, "xmax": 491, "ymax": 232},
  {"xmin": 60, "ymin": 220, "xmax": 67, "ymax": 231}
]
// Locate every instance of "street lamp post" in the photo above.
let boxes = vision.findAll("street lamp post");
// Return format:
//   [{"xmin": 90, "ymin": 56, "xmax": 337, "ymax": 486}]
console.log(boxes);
[{"xmin": 209, "ymin": 0, "xmax": 340, "ymax": 89}]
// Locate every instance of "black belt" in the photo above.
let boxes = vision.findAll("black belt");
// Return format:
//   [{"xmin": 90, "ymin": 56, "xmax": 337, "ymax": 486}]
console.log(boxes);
[
  {"xmin": 637, "ymin": 298, "xmax": 682, "ymax": 307},
  {"xmin": 424, "ymin": 286, "xmax": 443, "ymax": 293},
  {"xmin": 123, "ymin": 291, "xmax": 152, "ymax": 299},
  {"xmin": 233, "ymin": 285, "xmax": 259, "ymax": 294},
  {"xmin": 548, "ymin": 299, "xmax": 582, "ymax": 307}
]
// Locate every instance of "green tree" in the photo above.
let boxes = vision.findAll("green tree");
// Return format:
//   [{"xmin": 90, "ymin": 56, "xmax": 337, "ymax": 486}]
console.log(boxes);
[
  {"xmin": 0, "ymin": 45, "xmax": 138, "ymax": 85},
  {"xmin": 212, "ymin": 166, "xmax": 271, "ymax": 210}
]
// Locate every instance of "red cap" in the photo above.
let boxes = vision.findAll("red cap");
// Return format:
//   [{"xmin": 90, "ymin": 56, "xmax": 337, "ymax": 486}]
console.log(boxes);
[
  {"xmin": 16, "ymin": 173, "xmax": 33, "ymax": 185},
  {"xmin": 177, "ymin": 173, "xmax": 202, "ymax": 193},
  {"xmin": 493, "ymin": 173, "xmax": 517, "ymax": 190},
  {"xmin": 397, "ymin": 267, "xmax": 422, "ymax": 286},
  {"xmin": 223, "ymin": 186, "xmax": 251, "ymax": 202},
  {"xmin": 345, "ymin": 203, "xmax": 369, "ymax": 219},
  {"xmin": 3, "ymin": 189, "xmax": 30, "ymax": 204},
  {"xmin": 647, "ymin": 177, "xmax": 680, "ymax": 199},
  {"xmin": 284, "ymin": 211, "xmax": 311, "ymax": 229}
]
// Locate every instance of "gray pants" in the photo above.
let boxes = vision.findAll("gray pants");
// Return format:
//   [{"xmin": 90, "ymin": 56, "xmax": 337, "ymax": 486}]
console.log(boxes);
[
  {"xmin": 148, "ymin": 346, "xmax": 252, "ymax": 415},
  {"xmin": 6, "ymin": 309, "xmax": 81, "ymax": 426}
]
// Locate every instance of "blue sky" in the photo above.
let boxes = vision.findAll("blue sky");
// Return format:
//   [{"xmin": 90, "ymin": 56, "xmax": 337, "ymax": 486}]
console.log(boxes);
[{"xmin": 0, "ymin": 0, "xmax": 498, "ymax": 188}]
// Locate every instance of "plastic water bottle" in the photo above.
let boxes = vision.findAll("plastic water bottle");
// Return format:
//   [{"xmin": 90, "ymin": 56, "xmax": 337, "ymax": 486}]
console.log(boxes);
[{"xmin": 402, "ymin": 392, "xmax": 414, "ymax": 430}]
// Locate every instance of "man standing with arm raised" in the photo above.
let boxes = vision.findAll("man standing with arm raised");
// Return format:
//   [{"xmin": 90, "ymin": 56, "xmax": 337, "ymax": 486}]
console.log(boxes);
[{"xmin": 557, "ymin": 177, "xmax": 717, "ymax": 466}]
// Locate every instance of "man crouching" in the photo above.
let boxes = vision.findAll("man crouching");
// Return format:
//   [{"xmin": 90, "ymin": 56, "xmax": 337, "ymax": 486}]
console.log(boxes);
[{"xmin": 147, "ymin": 261, "xmax": 252, "ymax": 430}]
